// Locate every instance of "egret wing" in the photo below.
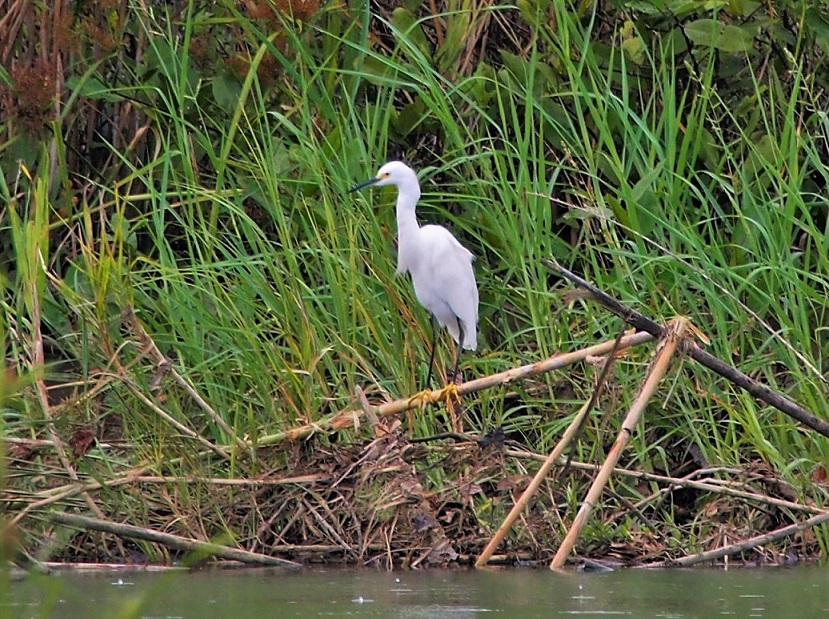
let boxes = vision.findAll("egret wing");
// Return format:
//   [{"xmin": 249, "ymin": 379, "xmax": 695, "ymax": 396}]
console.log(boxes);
[{"xmin": 415, "ymin": 225, "xmax": 478, "ymax": 349}]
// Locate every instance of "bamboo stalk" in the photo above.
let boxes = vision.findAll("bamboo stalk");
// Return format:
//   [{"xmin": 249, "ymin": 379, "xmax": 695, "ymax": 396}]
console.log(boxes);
[
  {"xmin": 475, "ymin": 325, "xmax": 630, "ymax": 566},
  {"xmin": 257, "ymin": 330, "xmax": 656, "ymax": 446},
  {"xmin": 644, "ymin": 510, "xmax": 829, "ymax": 568},
  {"xmin": 543, "ymin": 259, "xmax": 829, "ymax": 439},
  {"xmin": 475, "ymin": 399, "xmax": 592, "ymax": 567},
  {"xmin": 51, "ymin": 512, "xmax": 300, "ymax": 568},
  {"xmin": 549, "ymin": 319, "xmax": 686, "ymax": 569}
]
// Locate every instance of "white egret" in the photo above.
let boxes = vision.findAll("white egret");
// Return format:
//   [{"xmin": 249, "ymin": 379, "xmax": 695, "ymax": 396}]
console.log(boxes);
[{"xmin": 350, "ymin": 161, "xmax": 478, "ymax": 386}]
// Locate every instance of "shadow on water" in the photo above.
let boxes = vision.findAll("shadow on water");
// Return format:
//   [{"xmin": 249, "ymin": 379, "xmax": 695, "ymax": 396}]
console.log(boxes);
[{"xmin": 3, "ymin": 565, "xmax": 828, "ymax": 618}]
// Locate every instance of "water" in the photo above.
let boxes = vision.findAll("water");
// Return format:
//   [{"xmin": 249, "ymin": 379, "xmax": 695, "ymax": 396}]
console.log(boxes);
[{"xmin": 3, "ymin": 565, "xmax": 828, "ymax": 618}]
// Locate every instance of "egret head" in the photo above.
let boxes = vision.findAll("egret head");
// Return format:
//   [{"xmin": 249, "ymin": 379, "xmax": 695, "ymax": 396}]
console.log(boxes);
[{"xmin": 349, "ymin": 161, "xmax": 418, "ymax": 192}]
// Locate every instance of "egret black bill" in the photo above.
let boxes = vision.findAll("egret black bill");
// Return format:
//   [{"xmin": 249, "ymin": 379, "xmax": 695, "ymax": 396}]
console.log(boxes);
[{"xmin": 349, "ymin": 177, "xmax": 382, "ymax": 193}]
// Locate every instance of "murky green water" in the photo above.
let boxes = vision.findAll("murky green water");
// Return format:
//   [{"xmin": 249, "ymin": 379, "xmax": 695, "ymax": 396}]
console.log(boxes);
[{"xmin": 2, "ymin": 564, "xmax": 827, "ymax": 618}]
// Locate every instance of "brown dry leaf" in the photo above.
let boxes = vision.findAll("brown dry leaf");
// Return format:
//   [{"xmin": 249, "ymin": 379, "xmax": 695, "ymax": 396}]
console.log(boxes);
[
  {"xmin": 497, "ymin": 474, "xmax": 532, "ymax": 493},
  {"xmin": 701, "ymin": 499, "xmax": 721, "ymax": 518},
  {"xmin": 460, "ymin": 482, "xmax": 483, "ymax": 501},
  {"xmin": 426, "ymin": 539, "xmax": 458, "ymax": 565},
  {"xmin": 273, "ymin": 0, "xmax": 320, "ymax": 20},
  {"xmin": 149, "ymin": 360, "xmax": 171, "ymax": 392},
  {"xmin": 242, "ymin": 0, "xmax": 275, "ymax": 19},
  {"xmin": 69, "ymin": 426, "xmax": 96, "ymax": 458},
  {"xmin": 372, "ymin": 417, "xmax": 401, "ymax": 439},
  {"xmin": 400, "ymin": 478, "xmax": 425, "ymax": 498},
  {"xmin": 6, "ymin": 443, "xmax": 34, "ymax": 461}
]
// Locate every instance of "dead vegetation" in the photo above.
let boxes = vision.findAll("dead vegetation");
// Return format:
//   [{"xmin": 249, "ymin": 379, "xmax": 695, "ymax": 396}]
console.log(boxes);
[
  {"xmin": 5, "ymin": 270, "xmax": 829, "ymax": 571},
  {"xmin": 3, "ymin": 0, "xmax": 829, "ymax": 573},
  {"xmin": 8, "ymin": 417, "xmax": 825, "ymax": 570}
]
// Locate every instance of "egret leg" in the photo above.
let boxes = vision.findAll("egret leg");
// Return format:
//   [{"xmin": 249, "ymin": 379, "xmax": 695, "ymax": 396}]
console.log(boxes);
[
  {"xmin": 425, "ymin": 315, "xmax": 438, "ymax": 388},
  {"xmin": 451, "ymin": 323, "xmax": 465, "ymax": 384}
]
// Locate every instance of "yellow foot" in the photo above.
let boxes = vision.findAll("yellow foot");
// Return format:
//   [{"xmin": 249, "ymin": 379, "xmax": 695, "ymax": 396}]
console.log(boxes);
[
  {"xmin": 440, "ymin": 382, "xmax": 461, "ymax": 407},
  {"xmin": 441, "ymin": 383, "xmax": 465, "ymax": 434},
  {"xmin": 405, "ymin": 388, "xmax": 436, "ymax": 436},
  {"xmin": 407, "ymin": 388, "xmax": 436, "ymax": 408}
]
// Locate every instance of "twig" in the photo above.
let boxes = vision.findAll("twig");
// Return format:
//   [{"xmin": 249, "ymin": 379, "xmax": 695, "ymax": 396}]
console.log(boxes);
[
  {"xmin": 125, "ymin": 308, "xmax": 252, "ymax": 458},
  {"xmin": 427, "ymin": 0, "xmax": 445, "ymax": 45},
  {"xmin": 543, "ymin": 259, "xmax": 829, "ymax": 439},
  {"xmin": 32, "ymin": 473, "xmax": 328, "ymax": 496},
  {"xmin": 120, "ymin": 378, "xmax": 232, "ymax": 461},
  {"xmin": 258, "ymin": 331, "xmax": 656, "ymax": 445},
  {"xmin": 269, "ymin": 543, "xmax": 387, "ymax": 553},
  {"xmin": 41, "ymin": 562, "xmax": 186, "ymax": 571},
  {"xmin": 13, "ymin": 470, "xmax": 326, "ymax": 527},
  {"xmin": 550, "ymin": 318, "xmax": 686, "ymax": 569},
  {"xmin": 117, "ymin": 474, "xmax": 326, "ymax": 486},
  {"xmin": 502, "ymin": 451, "xmax": 823, "ymax": 516},
  {"xmin": 645, "ymin": 510, "xmax": 829, "ymax": 567},
  {"xmin": 625, "ymin": 474, "xmax": 814, "ymax": 520},
  {"xmin": 301, "ymin": 498, "xmax": 357, "ymax": 558},
  {"xmin": 51, "ymin": 512, "xmax": 300, "ymax": 568},
  {"xmin": 11, "ymin": 464, "xmax": 152, "ymax": 526}
]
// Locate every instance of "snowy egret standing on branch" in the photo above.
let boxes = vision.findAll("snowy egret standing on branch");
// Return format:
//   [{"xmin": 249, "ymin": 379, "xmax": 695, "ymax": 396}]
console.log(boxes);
[{"xmin": 350, "ymin": 161, "xmax": 479, "ymax": 386}]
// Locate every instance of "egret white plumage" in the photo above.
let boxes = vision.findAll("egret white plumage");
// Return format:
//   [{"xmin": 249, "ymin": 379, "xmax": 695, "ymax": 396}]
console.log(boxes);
[{"xmin": 350, "ymin": 161, "xmax": 479, "ymax": 386}]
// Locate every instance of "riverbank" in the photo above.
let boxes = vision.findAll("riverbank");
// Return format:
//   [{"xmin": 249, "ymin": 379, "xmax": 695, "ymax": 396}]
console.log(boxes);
[{"xmin": 3, "ymin": 0, "xmax": 829, "ymax": 569}]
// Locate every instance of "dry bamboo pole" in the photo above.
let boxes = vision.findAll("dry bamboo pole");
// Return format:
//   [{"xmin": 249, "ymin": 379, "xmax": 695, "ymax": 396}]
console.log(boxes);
[
  {"xmin": 51, "ymin": 512, "xmax": 300, "ymax": 568},
  {"xmin": 475, "ymin": 399, "xmax": 592, "ymax": 567},
  {"xmin": 644, "ymin": 509, "xmax": 829, "ymax": 568},
  {"xmin": 549, "ymin": 318, "xmax": 686, "ymax": 570},
  {"xmin": 257, "ymin": 330, "xmax": 656, "ymax": 446},
  {"xmin": 475, "ymin": 326, "xmax": 629, "ymax": 567},
  {"xmin": 544, "ymin": 259, "xmax": 829, "ymax": 439}
]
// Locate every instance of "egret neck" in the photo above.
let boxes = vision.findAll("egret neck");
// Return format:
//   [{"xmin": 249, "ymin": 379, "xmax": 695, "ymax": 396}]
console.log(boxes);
[{"xmin": 393, "ymin": 172, "xmax": 421, "ymax": 276}]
